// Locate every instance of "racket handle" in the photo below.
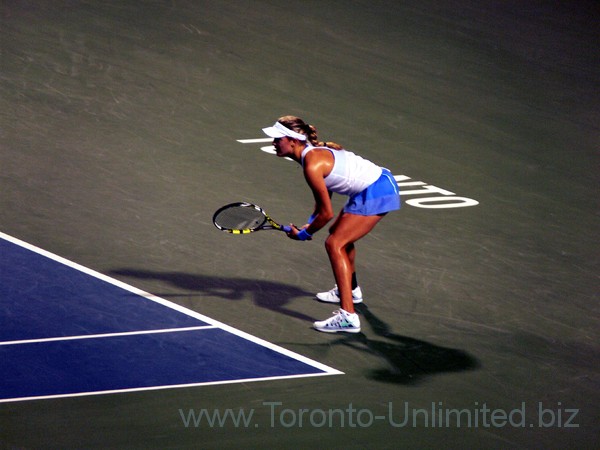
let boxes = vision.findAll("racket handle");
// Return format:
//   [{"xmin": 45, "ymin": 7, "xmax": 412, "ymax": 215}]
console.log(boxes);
[{"xmin": 281, "ymin": 225, "xmax": 292, "ymax": 233}]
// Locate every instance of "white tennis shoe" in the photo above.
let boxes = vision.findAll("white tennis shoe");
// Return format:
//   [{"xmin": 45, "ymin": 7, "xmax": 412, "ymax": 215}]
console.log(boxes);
[
  {"xmin": 316, "ymin": 285, "xmax": 363, "ymax": 304},
  {"xmin": 313, "ymin": 309, "xmax": 361, "ymax": 333}
]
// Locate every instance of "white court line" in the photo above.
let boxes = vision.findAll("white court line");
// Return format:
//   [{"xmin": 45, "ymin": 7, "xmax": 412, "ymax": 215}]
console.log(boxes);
[
  {"xmin": 0, "ymin": 231, "xmax": 343, "ymax": 402},
  {"xmin": 0, "ymin": 231, "xmax": 341, "ymax": 373},
  {"xmin": 236, "ymin": 138, "xmax": 272, "ymax": 143},
  {"xmin": 2, "ymin": 372, "xmax": 338, "ymax": 404},
  {"xmin": 0, "ymin": 326, "xmax": 215, "ymax": 347}
]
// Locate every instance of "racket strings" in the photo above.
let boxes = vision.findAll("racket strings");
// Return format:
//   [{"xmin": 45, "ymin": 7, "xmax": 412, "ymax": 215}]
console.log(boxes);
[{"xmin": 214, "ymin": 206, "xmax": 266, "ymax": 231}]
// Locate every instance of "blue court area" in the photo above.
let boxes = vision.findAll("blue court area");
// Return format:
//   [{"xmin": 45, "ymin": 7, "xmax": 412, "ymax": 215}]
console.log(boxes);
[{"xmin": 0, "ymin": 233, "xmax": 340, "ymax": 402}]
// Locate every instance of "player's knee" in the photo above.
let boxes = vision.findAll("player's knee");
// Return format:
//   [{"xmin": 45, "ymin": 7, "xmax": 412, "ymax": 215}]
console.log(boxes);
[{"xmin": 325, "ymin": 234, "xmax": 342, "ymax": 255}]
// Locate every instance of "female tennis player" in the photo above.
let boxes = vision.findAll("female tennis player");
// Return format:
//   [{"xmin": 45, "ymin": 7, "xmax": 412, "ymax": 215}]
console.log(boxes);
[{"xmin": 262, "ymin": 116, "xmax": 400, "ymax": 333}]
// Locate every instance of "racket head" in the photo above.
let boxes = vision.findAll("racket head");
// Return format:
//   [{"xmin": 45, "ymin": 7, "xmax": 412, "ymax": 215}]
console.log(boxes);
[{"xmin": 213, "ymin": 202, "xmax": 276, "ymax": 234}]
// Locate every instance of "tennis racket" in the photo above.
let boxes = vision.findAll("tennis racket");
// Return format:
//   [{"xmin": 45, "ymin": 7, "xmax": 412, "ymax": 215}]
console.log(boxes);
[{"xmin": 213, "ymin": 202, "xmax": 292, "ymax": 234}]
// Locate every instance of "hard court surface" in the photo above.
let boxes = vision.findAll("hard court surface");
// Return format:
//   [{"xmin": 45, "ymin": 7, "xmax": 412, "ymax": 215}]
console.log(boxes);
[{"xmin": 1, "ymin": 1, "xmax": 598, "ymax": 449}]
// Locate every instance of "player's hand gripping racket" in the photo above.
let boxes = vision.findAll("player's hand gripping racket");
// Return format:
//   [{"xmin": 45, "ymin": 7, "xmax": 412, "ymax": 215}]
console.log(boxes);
[{"xmin": 213, "ymin": 202, "xmax": 292, "ymax": 234}]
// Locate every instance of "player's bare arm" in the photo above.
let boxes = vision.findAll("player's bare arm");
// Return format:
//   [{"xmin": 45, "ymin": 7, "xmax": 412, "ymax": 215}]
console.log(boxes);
[{"xmin": 302, "ymin": 149, "xmax": 335, "ymax": 234}]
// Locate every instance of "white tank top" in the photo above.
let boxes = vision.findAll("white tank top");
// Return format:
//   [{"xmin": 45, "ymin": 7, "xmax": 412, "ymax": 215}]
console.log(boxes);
[{"xmin": 301, "ymin": 145, "xmax": 382, "ymax": 196}]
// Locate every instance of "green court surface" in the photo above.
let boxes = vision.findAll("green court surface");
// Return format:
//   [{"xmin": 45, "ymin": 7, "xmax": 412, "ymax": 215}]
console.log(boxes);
[{"xmin": 1, "ymin": 1, "xmax": 598, "ymax": 448}]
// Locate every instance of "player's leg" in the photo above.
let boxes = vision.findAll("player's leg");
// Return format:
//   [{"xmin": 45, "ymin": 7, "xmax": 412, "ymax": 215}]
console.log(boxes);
[
  {"xmin": 313, "ymin": 213, "xmax": 384, "ymax": 333},
  {"xmin": 325, "ymin": 212, "xmax": 383, "ymax": 313},
  {"xmin": 316, "ymin": 212, "xmax": 361, "ymax": 304}
]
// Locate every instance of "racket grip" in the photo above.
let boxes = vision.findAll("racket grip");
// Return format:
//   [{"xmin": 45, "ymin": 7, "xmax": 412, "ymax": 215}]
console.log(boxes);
[{"xmin": 281, "ymin": 225, "xmax": 292, "ymax": 233}]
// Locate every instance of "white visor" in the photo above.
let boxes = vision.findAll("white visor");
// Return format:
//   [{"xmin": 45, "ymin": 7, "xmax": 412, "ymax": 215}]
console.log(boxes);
[{"xmin": 262, "ymin": 121, "xmax": 307, "ymax": 141}]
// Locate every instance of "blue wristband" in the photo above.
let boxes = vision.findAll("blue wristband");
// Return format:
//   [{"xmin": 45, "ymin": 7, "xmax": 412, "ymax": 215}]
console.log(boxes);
[
  {"xmin": 307, "ymin": 213, "xmax": 317, "ymax": 224},
  {"xmin": 297, "ymin": 228, "xmax": 313, "ymax": 241}
]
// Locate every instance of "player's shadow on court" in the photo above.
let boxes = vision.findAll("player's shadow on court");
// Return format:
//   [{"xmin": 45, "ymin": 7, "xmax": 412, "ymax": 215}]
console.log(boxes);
[
  {"xmin": 110, "ymin": 269, "xmax": 318, "ymax": 322},
  {"xmin": 323, "ymin": 303, "xmax": 480, "ymax": 384},
  {"xmin": 111, "ymin": 269, "xmax": 479, "ymax": 384}
]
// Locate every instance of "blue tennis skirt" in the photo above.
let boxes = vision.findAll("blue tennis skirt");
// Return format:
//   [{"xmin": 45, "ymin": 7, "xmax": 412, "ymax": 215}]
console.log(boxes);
[{"xmin": 343, "ymin": 168, "xmax": 401, "ymax": 216}]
